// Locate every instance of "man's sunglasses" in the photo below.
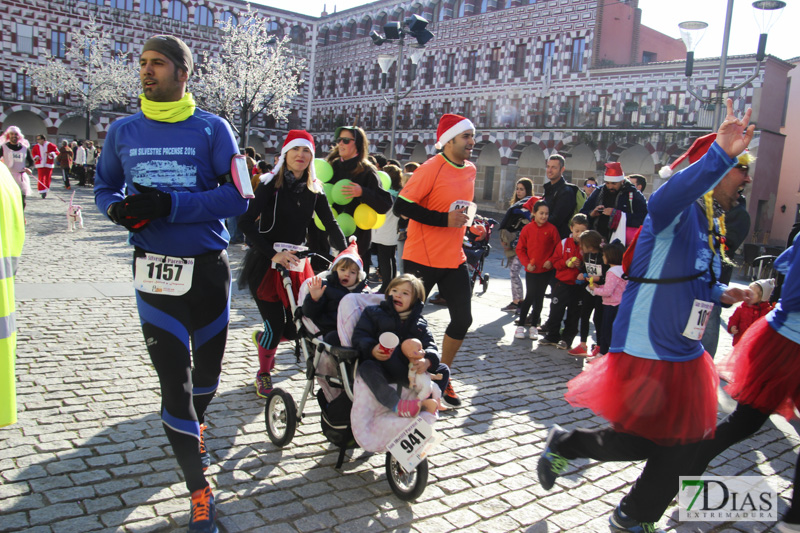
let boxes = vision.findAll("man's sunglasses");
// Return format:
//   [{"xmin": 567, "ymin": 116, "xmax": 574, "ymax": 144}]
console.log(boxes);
[{"xmin": 335, "ymin": 137, "xmax": 354, "ymax": 145}]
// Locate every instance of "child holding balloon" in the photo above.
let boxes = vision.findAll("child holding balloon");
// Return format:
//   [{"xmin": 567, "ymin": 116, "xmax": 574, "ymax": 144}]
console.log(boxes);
[{"xmin": 239, "ymin": 131, "xmax": 347, "ymax": 398}]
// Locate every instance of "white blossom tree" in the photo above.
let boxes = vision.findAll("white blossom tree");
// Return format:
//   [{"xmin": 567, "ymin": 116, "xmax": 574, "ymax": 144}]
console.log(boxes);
[
  {"xmin": 27, "ymin": 17, "xmax": 138, "ymax": 141},
  {"xmin": 191, "ymin": 7, "xmax": 307, "ymax": 147}
]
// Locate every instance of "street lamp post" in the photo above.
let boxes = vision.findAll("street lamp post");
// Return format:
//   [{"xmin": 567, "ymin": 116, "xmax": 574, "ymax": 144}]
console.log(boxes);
[
  {"xmin": 679, "ymin": 0, "xmax": 785, "ymax": 128},
  {"xmin": 371, "ymin": 15, "xmax": 434, "ymax": 160}
]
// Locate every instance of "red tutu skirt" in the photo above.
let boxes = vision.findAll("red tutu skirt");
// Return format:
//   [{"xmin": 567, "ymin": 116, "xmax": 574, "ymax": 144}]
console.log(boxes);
[
  {"xmin": 565, "ymin": 351, "xmax": 719, "ymax": 445},
  {"xmin": 256, "ymin": 260, "xmax": 313, "ymax": 307},
  {"xmin": 719, "ymin": 317, "xmax": 800, "ymax": 421}
]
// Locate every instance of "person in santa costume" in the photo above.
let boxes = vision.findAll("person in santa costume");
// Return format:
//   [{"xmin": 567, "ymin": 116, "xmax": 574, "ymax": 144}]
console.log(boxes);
[
  {"xmin": 30, "ymin": 134, "xmax": 58, "ymax": 198},
  {"xmin": 0, "ymin": 126, "xmax": 33, "ymax": 209},
  {"xmin": 580, "ymin": 161, "xmax": 647, "ymax": 246},
  {"xmin": 239, "ymin": 130, "xmax": 346, "ymax": 398},
  {"xmin": 536, "ymin": 99, "xmax": 754, "ymax": 533},
  {"xmin": 394, "ymin": 113, "xmax": 476, "ymax": 409}
]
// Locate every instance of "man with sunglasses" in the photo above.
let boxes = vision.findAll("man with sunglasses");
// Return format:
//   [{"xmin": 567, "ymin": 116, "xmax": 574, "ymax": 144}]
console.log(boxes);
[
  {"xmin": 582, "ymin": 177, "xmax": 597, "ymax": 198},
  {"xmin": 394, "ymin": 113, "xmax": 476, "ymax": 409}
]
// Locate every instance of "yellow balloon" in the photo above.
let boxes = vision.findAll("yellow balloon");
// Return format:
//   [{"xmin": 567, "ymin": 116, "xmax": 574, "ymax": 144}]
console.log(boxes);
[
  {"xmin": 373, "ymin": 213, "xmax": 386, "ymax": 229},
  {"xmin": 354, "ymin": 204, "xmax": 378, "ymax": 230}
]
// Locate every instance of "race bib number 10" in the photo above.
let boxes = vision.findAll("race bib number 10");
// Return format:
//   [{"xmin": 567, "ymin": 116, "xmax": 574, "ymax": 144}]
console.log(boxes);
[
  {"xmin": 682, "ymin": 299, "xmax": 714, "ymax": 340},
  {"xmin": 134, "ymin": 254, "xmax": 195, "ymax": 296}
]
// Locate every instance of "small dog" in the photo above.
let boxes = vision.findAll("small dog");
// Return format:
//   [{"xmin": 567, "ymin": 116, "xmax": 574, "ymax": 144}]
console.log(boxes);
[{"xmin": 67, "ymin": 191, "xmax": 83, "ymax": 232}]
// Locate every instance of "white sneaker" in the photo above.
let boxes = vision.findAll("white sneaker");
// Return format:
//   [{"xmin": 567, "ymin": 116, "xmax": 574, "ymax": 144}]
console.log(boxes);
[
  {"xmin": 514, "ymin": 326, "xmax": 527, "ymax": 339},
  {"xmin": 529, "ymin": 328, "xmax": 538, "ymax": 340}
]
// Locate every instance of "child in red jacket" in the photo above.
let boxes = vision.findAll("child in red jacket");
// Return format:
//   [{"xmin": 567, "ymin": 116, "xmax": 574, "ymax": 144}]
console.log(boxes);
[
  {"xmin": 539, "ymin": 214, "xmax": 589, "ymax": 348},
  {"xmin": 729, "ymin": 279, "xmax": 775, "ymax": 346},
  {"xmin": 514, "ymin": 201, "xmax": 560, "ymax": 340}
]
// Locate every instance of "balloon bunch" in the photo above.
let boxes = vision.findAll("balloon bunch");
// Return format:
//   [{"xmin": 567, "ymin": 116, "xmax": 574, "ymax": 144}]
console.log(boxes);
[{"xmin": 312, "ymin": 159, "xmax": 390, "ymax": 236}]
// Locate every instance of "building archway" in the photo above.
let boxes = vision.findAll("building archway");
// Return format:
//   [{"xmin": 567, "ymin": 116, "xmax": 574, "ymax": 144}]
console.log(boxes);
[
  {"xmin": 515, "ymin": 143, "xmax": 547, "ymax": 196},
  {"xmin": 563, "ymin": 143, "xmax": 597, "ymax": 184},
  {"xmin": 474, "ymin": 141, "xmax": 501, "ymax": 202},
  {"xmin": 616, "ymin": 144, "xmax": 655, "ymax": 176},
  {"xmin": 56, "ymin": 114, "xmax": 98, "ymax": 142},
  {"xmin": 0, "ymin": 109, "xmax": 49, "ymax": 138}
]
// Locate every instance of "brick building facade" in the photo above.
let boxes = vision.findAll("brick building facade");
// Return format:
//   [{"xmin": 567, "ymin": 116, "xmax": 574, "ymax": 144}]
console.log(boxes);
[{"xmin": 0, "ymin": 0, "xmax": 794, "ymax": 242}]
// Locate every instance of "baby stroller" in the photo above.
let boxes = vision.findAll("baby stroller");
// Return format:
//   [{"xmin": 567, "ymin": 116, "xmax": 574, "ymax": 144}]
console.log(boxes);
[
  {"xmin": 262, "ymin": 256, "xmax": 441, "ymax": 501},
  {"xmin": 463, "ymin": 214, "xmax": 497, "ymax": 295}
]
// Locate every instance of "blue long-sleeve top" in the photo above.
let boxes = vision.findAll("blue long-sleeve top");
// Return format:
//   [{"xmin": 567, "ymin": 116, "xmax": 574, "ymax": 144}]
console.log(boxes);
[
  {"xmin": 611, "ymin": 141, "xmax": 737, "ymax": 361},
  {"xmin": 767, "ymin": 234, "xmax": 800, "ymax": 343},
  {"xmin": 94, "ymin": 109, "xmax": 248, "ymax": 256}
]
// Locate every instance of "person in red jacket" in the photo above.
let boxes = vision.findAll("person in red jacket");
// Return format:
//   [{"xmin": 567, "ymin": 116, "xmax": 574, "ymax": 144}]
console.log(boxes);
[
  {"xmin": 540, "ymin": 214, "xmax": 589, "ymax": 348},
  {"xmin": 728, "ymin": 278, "xmax": 775, "ymax": 346},
  {"xmin": 514, "ymin": 200, "xmax": 560, "ymax": 340}
]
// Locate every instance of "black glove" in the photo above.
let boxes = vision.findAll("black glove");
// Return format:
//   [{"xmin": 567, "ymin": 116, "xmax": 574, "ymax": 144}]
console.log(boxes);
[
  {"xmin": 108, "ymin": 201, "xmax": 149, "ymax": 232},
  {"xmin": 124, "ymin": 183, "xmax": 172, "ymax": 220}
]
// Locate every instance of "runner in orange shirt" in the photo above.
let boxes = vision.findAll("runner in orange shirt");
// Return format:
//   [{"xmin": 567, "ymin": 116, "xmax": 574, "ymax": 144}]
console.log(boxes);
[{"xmin": 394, "ymin": 113, "xmax": 476, "ymax": 408}]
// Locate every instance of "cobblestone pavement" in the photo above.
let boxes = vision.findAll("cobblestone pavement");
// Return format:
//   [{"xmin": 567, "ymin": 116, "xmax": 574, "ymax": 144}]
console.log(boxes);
[{"xmin": 1, "ymin": 187, "xmax": 798, "ymax": 533}]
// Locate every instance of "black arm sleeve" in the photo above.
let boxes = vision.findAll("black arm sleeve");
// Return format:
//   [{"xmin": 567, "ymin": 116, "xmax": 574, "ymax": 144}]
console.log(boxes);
[
  {"xmin": 239, "ymin": 184, "xmax": 277, "ymax": 258},
  {"xmin": 393, "ymin": 197, "xmax": 449, "ymax": 228}
]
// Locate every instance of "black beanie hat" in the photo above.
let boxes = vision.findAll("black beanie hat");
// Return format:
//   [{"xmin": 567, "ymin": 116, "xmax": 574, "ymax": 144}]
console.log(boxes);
[{"xmin": 141, "ymin": 35, "xmax": 193, "ymax": 76}]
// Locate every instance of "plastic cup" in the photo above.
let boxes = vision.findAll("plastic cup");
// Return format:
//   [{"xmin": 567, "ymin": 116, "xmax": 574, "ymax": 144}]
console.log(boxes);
[{"xmin": 378, "ymin": 332, "xmax": 399, "ymax": 356}]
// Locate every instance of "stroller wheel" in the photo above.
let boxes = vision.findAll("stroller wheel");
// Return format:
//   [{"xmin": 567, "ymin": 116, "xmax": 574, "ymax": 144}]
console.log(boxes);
[
  {"xmin": 385, "ymin": 453, "xmax": 428, "ymax": 501},
  {"xmin": 482, "ymin": 273, "xmax": 490, "ymax": 294},
  {"xmin": 265, "ymin": 389, "xmax": 297, "ymax": 447}
]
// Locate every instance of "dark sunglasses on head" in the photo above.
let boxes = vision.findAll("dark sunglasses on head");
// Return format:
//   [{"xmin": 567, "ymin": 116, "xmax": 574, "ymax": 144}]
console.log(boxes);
[{"xmin": 335, "ymin": 137, "xmax": 354, "ymax": 145}]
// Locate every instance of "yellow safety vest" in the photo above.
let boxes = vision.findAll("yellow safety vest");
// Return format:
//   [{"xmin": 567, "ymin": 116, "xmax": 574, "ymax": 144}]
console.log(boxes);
[{"xmin": 0, "ymin": 162, "xmax": 25, "ymax": 427}]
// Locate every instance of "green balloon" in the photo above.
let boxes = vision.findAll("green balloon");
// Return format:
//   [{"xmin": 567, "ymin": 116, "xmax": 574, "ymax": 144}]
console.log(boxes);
[
  {"xmin": 337, "ymin": 213, "xmax": 356, "ymax": 236},
  {"xmin": 377, "ymin": 170, "xmax": 391, "ymax": 190},
  {"xmin": 332, "ymin": 179, "xmax": 353, "ymax": 205},
  {"xmin": 314, "ymin": 159, "xmax": 333, "ymax": 183},
  {"xmin": 323, "ymin": 183, "xmax": 334, "ymax": 203},
  {"xmin": 313, "ymin": 213, "xmax": 325, "ymax": 231}
]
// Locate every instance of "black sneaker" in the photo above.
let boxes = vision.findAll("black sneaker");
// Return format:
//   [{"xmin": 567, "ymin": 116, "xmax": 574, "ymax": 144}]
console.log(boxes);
[
  {"xmin": 442, "ymin": 382, "xmax": 461, "ymax": 408},
  {"xmin": 199, "ymin": 424, "xmax": 211, "ymax": 471},
  {"xmin": 609, "ymin": 505, "xmax": 664, "ymax": 533},
  {"xmin": 537, "ymin": 424, "xmax": 569, "ymax": 490},
  {"xmin": 538, "ymin": 337, "xmax": 560, "ymax": 346}
]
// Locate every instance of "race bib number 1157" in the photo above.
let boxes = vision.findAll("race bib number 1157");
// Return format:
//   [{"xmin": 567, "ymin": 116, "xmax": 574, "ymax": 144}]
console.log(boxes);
[{"xmin": 134, "ymin": 254, "xmax": 194, "ymax": 296}]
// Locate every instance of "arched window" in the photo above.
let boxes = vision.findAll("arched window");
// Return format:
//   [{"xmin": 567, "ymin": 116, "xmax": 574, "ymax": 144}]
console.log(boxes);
[
  {"xmin": 480, "ymin": 0, "xmax": 488, "ymax": 13},
  {"xmin": 195, "ymin": 5, "xmax": 214, "ymax": 27},
  {"xmin": 319, "ymin": 27, "xmax": 329, "ymax": 46},
  {"xmin": 345, "ymin": 21, "xmax": 356, "ymax": 40},
  {"xmin": 496, "ymin": 0, "xmax": 506, "ymax": 9},
  {"xmin": 289, "ymin": 25, "xmax": 305, "ymax": 44},
  {"xmin": 361, "ymin": 16, "xmax": 373, "ymax": 36},
  {"xmin": 455, "ymin": 0, "xmax": 466, "ymax": 18},
  {"xmin": 220, "ymin": 11, "xmax": 237, "ymax": 27},
  {"xmin": 140, "ymin": 0, "xmax": 159, "ymax": 16},
  {"xmin": 167, "ymin": 1, "xmax": 188, "ymax": 22},
  {"xmin": 332, "ymin": 25, "xmax": 342, "ymax": 43},
  {"xmin": 433, "ymin": 2, "xmax": 445, "ymax": 21},
  {"xmin": 375, "ymin": 12, "xmax": 387, "ymax": 29},
  {"xmin": 267, "ymin": 20, "xmax": 284, "ymax": 39}
]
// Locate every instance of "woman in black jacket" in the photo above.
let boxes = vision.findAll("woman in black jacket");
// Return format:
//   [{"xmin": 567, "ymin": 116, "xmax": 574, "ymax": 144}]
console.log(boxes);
[{"xmin": 239, "ymin": 130, "xmax": 346, "ymax": 398}]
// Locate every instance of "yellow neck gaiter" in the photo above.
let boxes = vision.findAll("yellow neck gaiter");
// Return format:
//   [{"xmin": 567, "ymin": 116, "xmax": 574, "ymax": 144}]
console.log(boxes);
[{"xmin": 139, "ymin": 93, "xmax": 196, "ymax": 123}]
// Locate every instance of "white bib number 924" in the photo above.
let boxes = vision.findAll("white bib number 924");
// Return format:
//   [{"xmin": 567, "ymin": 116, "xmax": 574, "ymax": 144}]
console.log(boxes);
[{"xmin": 134, "ymin": 253, "xmax": 195, "ymax": 296}]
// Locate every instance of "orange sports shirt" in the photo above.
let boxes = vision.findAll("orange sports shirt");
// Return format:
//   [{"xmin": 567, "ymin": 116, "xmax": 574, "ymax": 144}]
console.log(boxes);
[{"xmin": 399, "ymin": 154, "xmax": 476, "ymax": 269}]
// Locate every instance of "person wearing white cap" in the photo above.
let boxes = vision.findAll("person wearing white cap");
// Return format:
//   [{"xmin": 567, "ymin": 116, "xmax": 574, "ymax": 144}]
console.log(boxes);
[
  {"xmin": 394, "ymin": 113, "xmax": 476, "ymax": 408},
  {"xmin": 580, "ymin": 161, "xmax": 647, "ymax": 246}
]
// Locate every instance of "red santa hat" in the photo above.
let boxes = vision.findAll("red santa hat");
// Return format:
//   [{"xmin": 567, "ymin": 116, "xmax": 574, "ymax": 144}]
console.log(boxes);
[
  {"xmin": 331, "ymin": 237, "xmax": 364, "ymax": 274},
  {"xmin": 658, "ymin": 133, "xmax": 717, "ymax": 179},
  {"xmin": 603, "ymin": 162, "xmax": 624, "ymax": 183},
  {"xmin": 435, "ymin": 113, "xmax": 476, "ymax": 150},
  {"xmin": 262, "ymin": 130, "xmax": 321, "ymax": 191}
]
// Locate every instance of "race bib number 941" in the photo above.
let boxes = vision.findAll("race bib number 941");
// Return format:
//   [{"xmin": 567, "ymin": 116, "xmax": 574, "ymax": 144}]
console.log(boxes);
[{"xmin": 134, "ymin": 254, "xmax": 195, "ymax": 296}]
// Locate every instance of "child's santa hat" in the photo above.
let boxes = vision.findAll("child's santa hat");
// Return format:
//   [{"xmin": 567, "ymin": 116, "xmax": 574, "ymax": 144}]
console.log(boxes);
[
  {"xmin": 331, "ymin": 237, "xmax": 364, "ymax": 274},
  {"xmin": 658, "ymin": 133, "xmax": 756, "ymax": 179},
  {"xmin": 753, "ymin": 278, "xmax": 775, "ymax": 302},
  {"xmin": 434, "ymin": 113, "xmax": 476, "ymax": 150},
  {"xmin": 261, "ymin": 130, "xmax": 321, "ymax": 191},
  {"xmin": 603, "ymin": 162, "xmax": 624, "ymax": 183}
]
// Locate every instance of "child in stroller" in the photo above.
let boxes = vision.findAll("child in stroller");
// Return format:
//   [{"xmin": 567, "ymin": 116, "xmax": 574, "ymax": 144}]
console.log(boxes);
[
  {"xmin": 351, "ymin": 274, "xmax": 450, "ymax": 418},
  {"xmin": 463, "ymin": 214, "xmax": 497, "ymax": 295},
  {"xmin": 264, "ymin": 267, "xmax": 444, "ymax": 501}
]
